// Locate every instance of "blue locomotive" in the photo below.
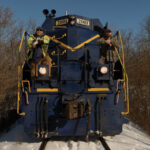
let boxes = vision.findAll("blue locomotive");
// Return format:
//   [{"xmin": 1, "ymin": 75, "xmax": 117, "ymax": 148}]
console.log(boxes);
[{"xmin": 17, "ymin": 9, "xmax": 129, "ymax": 141}]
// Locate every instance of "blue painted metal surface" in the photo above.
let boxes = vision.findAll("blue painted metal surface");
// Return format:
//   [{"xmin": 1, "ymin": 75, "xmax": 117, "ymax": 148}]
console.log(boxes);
[{"xmin": 22, "ymin": 14, "xmax": 127, "ymax": 139}]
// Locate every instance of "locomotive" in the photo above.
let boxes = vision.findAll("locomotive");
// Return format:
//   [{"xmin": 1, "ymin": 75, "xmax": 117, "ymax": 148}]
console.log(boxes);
[{"xmin": 17, "ymin": 9, "xmax": 129, "ymax": 141}]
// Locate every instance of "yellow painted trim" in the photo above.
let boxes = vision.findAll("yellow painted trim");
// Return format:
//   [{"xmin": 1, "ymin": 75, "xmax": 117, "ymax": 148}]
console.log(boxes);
[
  {"xmin": 116, "ymin": 79, "xmax": 124, "ymax": 104},
  {"xmin": 25, "ymin": 91, "xmax": 29, "ymax": 105},
  {"xmin": 116, "ymin": 79, "xmax": 124, "ymax": 92},
  {"xmin": 114, "ymin": 31, "xmax": 129, "ymax": 115},
  {"xmin": 49, "ymin": 37, "xmax": 74, "ymax": 51},
  {"xmin": 54, "ymin": 26, "xmax": 67, "ymax": 29},
  {"xmin": 37, "ymin": 88, "xmax": 58, "ymax": 92},
  {"xmin": 48, "ymin": 34, "xmax": 100, "ymax": 52},
  {"xmin": 17, "ymin": 85, "xmax": 20, "ymax": 114},
  {"xmin": 22, "ymin": 80, "xmax": 31, "ymax": 93},
  {"xmin": 18, "ymin": 31, "xmax": 26, "ymax": 53},
  {"xmin": 56, "ymin": 33, "xmax": 67, "ymax": 39},
  {"xmin": 22, "ymin": 48, "xmax": 30, "ymax": 69},
  {"xmin": 116, "ymin": 90, "xmax": 120, "ymax": 104},
  {"xmin": 88, "ymin": 88, "xmax": 109, "ymax": 92},
  {"xmin": 17, "ymin": 31, "xmax": 26, "ymax": 116},
  {"xmin": 19, "ymin": 112, "xmax": 26, "ymax": 116},
  {"xmin": 119, "ymin": 31, "xmax": 129, "ymax": 115},
  {"xmin": 73, "ymin": 34, "xmax": 100, "ymax": 51},
  {"xmin": 119, "ymin": 31, "xmax": 126, "ymax": 102}
]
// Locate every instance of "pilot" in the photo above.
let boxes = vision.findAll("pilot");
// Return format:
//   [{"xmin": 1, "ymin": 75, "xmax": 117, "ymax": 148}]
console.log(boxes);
[
  {"xmin": 97, "ymin": 29, "xmax": 120, "ymax": 64},
  {"xmin": 27, "ymin": 27, "xmax": 52, "ymax": 78}
]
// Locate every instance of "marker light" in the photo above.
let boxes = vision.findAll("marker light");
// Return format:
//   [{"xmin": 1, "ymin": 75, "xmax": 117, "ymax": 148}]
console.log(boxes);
[
  {"xmin": 70, "ymin": 16, "xmax": 75, "ymax": 19},
  {"xmin": 70, "ymin": 20, "xmax": 75, "ymax": 25},
  {"xmin": 70, "ymin": 16, "xmax": 75, "ymax": 25}
]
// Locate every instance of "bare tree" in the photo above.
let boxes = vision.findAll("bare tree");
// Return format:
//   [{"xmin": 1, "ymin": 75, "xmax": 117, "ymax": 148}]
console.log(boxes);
[
  {"xmin": 0, "ymin": 6, "xmax": 37, "ymax": 132},
  {"xmin": 124, "ymin": 17, "xmax": 150, "ymax": 135}
]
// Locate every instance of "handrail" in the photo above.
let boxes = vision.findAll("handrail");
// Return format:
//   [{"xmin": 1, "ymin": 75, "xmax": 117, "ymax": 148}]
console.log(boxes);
[
  {"xmin": 114, "ymin": 31, "xmax": 129, "ymax": 115},
  {"xmin": 22, "ymin": 80, "xmax": 31, "ymax": 93},
  {"xmin": 22, "ymin": 48, "xmax": 30, "ymax": 69},
  {"xmin": 17, "ymin": 31, "xmax": 26, "ymax": 116},
  {"xmin": 25, "ymin": 90, "xmax": 29, "ymax": 105},
  {"xmin": 116, "ymin": 79, "xmax": 124, "ymax": 104},
  {"xmin": 118, "ymin": 31, "xmax": 126, "ymax": 102},
  {"xmin": 119, "ymin": 31, "xmax": 129, "ymax": 115}
]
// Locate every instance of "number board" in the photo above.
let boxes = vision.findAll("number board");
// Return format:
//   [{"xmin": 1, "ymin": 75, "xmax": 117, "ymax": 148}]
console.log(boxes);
[
  {"xmin": 56, "ymin": 18, "xmax": 69, "ymax": 26},
  {"xmin": 76, "ymin": 18, "xmax": 90, "ymax": 26}
]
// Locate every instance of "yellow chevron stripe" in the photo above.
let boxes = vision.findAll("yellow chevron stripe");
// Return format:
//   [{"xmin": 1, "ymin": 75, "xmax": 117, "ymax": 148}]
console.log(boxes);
[
  {"xmin": 49, "ymin": 37, "xmax": 74, "ymax": 51},
  {"xmin": 73, "ymin": 34, "xmax": 100, "ymax": 51},
  {"xmin": 48, "ymin": 34, "xmax": 100, "ymax": 52}
]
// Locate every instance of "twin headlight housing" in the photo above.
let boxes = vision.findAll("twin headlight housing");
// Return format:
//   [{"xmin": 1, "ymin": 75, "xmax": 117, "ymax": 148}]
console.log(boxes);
[{"xmin": 38, "ymin": 64, "xmax": 108, "ymax": 80}]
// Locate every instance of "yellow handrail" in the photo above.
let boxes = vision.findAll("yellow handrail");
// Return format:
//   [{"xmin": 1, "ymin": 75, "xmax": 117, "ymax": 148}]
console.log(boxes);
[
  {"xmin": 22, "ymin": 48, "xmax": 30, "ymax": 69},
  {"xmin": 118, "ymin": 31, "xmax": 126, "ymax": 102},
  {"xmin": 22, "ymin": 80, "xmax": 31, "ymax": 93},
  {"xmin": 25, "ymin": 90, "xmax": 29, "ymax": 105},
  {"xmin": 17, "ymin": 31, "xmax": 26, "ymax": 116},
  {"xmin": 114, "ymin": 31, "xmax": 129, "ymax": 115},
  {"xmin": 116, "ymin": 79, "xmax": 124, "ymax": 104}
]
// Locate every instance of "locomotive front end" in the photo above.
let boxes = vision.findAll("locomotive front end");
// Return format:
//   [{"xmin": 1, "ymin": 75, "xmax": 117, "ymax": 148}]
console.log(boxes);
[{"xmin": 18, "ymin": 11, "xmax": 129, "ymax": 140}]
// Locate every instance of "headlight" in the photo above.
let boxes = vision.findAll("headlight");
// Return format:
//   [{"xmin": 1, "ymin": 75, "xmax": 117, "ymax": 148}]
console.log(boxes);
[
  {"xmin": 39, "ymin": 67, "xmax": 47, "ymax": 75},
  {"xmin": 100, "ymin": 66, "xmax": 108, "ymax": 74}
]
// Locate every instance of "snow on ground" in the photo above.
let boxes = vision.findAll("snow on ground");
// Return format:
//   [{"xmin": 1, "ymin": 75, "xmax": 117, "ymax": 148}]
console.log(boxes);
[
  {"xmin": 105, "ymin": 122, "xmax": 150, "ymax": 150},
  {"xmin": 0, "ymin": 122, "xmax": 150, "ymax": 150}
]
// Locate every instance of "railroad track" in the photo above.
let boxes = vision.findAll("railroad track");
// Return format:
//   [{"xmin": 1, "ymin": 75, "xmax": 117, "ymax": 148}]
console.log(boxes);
[
  {"xmin": 38, "ymin": 136, "xmax": 111, "ymax": 150},
  {"xmin": 39, "ymin": 139, "xmax": 48, "ymax": 150},
  {"xmin": 99, "ymin": 136, "xmax": 111, "ymax": 150}
]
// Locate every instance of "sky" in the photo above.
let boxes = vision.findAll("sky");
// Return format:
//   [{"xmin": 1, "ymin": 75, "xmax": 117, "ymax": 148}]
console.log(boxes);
[{"xmin": 1, "ymin": 0, "xmax": 150, "ymax": 33}]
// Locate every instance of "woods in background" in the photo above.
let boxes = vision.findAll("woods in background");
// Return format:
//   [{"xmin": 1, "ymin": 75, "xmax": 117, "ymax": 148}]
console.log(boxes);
[
  {"xmin": 122, "ymin": 18, "xmax": 150, "ymax": 134},
  {"xmin": 0, "ymin": 6, "xmax": 36, "ymax": 131}
]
